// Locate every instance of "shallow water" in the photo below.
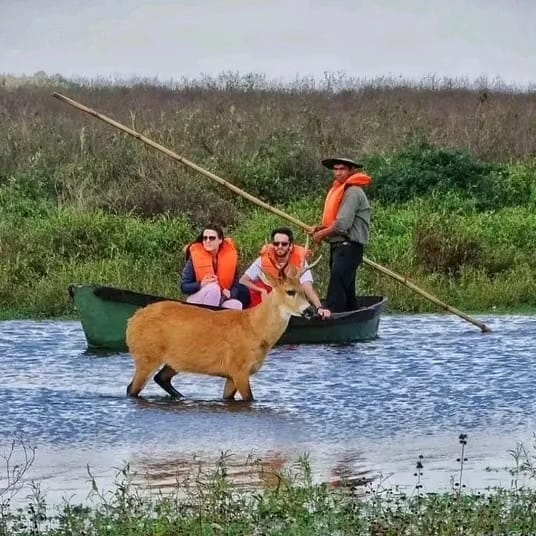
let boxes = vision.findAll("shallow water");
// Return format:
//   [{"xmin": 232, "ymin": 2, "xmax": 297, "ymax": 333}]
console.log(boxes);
[{"xmin": 1, "ymin": 314, "xmax": 535, "ymax": 505}]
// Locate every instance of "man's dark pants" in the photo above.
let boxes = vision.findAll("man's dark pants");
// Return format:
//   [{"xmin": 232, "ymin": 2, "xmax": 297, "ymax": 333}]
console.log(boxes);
[{"xmin": 325, "ymin": 242, "xmax": 364, "ymax": 312}]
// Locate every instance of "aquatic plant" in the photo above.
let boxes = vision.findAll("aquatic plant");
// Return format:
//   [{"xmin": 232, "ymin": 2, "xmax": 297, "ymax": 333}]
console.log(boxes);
[
  {"xmin": 2, "ymin": 435, "xmax": 536, "ymax": 535},
  {"xmin": 0, "ymin": 437, "xmax": 36, "ymax": 534}
]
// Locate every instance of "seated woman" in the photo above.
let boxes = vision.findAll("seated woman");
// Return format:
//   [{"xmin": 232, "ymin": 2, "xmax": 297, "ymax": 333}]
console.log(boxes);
[{"xmin": 180, "ymin": 224, "xmax": 248, "ymax": 310}]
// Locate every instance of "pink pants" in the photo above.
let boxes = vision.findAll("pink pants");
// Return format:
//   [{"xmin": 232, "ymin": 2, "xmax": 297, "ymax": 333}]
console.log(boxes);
[{"xmin": 186, "ymin": 282, "xmax": 243, "ymax": 310}]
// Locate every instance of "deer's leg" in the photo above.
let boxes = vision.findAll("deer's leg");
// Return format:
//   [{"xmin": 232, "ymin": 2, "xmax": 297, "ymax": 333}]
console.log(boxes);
[
  {"xmin": 222, "ymin": 378, "xmax": 237, "ymax": 400},
  {"xmin": 232, "ymin": 374, "xmax": 254, "ymax": 402},
  {"xmin": 127, "ymin": 363, "xmax": 155, "ymax": 397},
  {"xmin": 154, "ymin": 364, "xmax": 183, "ymax": 398}
]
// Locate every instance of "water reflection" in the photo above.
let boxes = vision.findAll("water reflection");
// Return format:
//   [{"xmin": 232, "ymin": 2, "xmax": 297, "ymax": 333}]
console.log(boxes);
[
  {"xmin": 1, "ymin": 314, "xmax": 536, "ymax": 505},
  {"xmin": 135, "ymin": 450, "xmax": 291, "ymax": 491},
  {"xmin": 131, "ymin": 396, "xmax": 279, "ymax": 415}
]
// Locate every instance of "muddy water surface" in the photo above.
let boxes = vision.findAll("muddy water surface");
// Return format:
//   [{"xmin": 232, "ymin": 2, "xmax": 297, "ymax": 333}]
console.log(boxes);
[{"xmin": 1, "ymin": 314, "xmax": 535, "ymax": 505}]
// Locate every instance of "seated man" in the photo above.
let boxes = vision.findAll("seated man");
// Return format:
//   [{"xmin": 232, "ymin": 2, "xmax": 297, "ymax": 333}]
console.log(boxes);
[{"xmin": 239, "ymin": 227, "xmax": 331, "ymax": 319}]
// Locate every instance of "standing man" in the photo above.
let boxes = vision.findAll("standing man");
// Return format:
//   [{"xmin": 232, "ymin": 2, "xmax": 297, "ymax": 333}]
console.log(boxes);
[
  {"xmin": 239, "ymin": 227, "xmax": 331, "ymax": 319},
  {"xmin": 312, "ymin": 157, "xmax": 372, "ymax": 312}
]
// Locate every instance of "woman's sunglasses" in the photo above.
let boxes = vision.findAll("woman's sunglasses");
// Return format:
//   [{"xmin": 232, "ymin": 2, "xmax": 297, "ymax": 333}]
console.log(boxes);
[{"xmin": 203, "ymin": 235, "xmax": 218, "ymax": 241}]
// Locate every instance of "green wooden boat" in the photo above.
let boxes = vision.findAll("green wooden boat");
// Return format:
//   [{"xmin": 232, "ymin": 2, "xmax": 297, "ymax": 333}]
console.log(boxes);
[{"xmin": 69, "ymin": 284, "xmax": 387, "ymax": 352}]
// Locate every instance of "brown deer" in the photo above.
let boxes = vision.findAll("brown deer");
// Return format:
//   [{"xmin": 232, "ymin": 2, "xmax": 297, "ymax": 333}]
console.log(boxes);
[{"xmin": 125, "ymin": 259, "xmax": 320, "ymax": 401}]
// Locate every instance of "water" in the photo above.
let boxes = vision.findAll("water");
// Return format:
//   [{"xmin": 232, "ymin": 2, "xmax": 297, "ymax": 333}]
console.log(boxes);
[{"xmin": 1, "ymin": 314, "xmax": 535, "ymax": 506}]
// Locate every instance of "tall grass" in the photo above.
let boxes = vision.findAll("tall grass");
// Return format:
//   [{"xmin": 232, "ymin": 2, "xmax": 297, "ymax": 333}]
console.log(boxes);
[
  {"xmin": 0, "ymin": 192, "xmax": 534, "ymax": 317},
  {"xmin": 2, "ymin": 78, "xmax": 536, "ymax": 221},
  {"xmin": 1, "ymin": 78, "xmax": 535, "ymax": 316}
]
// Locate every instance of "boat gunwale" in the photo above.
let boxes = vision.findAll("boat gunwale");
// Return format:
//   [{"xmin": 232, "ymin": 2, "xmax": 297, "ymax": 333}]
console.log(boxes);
[{"xmin": 79, "ymin": 284, "xmax": 387, "ymax": 322}]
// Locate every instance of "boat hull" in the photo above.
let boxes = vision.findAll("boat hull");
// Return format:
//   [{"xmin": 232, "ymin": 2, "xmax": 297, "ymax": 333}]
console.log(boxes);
[{"xmin": 69, "ymin": 285, "xmax": 387, "ymax": 351}]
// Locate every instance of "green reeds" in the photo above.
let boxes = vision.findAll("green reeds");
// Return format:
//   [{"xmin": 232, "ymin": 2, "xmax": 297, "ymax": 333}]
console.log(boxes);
[{"xmin": 3, "ymin": 435, "xmax": 536, "ymax": 535}]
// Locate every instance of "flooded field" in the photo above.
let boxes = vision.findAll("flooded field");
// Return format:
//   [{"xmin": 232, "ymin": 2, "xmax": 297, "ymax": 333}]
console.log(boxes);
[{"xmin": 1, "ymin": 313, "xmax": 535, "ymax": 506}]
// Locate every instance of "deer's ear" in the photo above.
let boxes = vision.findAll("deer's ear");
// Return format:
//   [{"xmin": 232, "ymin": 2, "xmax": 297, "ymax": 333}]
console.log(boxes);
[{"xmin": 259, "ymin": 268, "xmax": 279, "ymax": 288}]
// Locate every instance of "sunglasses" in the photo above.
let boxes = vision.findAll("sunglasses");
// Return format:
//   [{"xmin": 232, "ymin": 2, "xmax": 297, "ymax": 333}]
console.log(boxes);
[
  {"xmin": 272, "ymin": 241, "xmax": 289, "ymax": 247},
  {"xmin": 203, "ymin": 235, "xmax": 218, "ymax": 241}
]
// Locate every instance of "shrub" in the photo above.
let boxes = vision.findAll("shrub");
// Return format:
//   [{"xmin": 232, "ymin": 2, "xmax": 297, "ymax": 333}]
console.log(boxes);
[
  {"xmin": 413, "ymin": 216, "xmax": 483, "ymax": 275},
  {"xmin": 366, "ymin": 142, "xmax": 499, "ymax": 207},
  {"xmin": 221, "ymin": 130, "xmax": 322, "ymax": 205}
]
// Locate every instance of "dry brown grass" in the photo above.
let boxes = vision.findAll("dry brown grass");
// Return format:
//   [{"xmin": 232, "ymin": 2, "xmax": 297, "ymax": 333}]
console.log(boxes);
[
  {"xmin": 1, "ymin": 76, "xmax": 535, "ymax": 225},
  {"xmin": 2, "ymin": 78, "xmax": 535, "ymax": 163}
]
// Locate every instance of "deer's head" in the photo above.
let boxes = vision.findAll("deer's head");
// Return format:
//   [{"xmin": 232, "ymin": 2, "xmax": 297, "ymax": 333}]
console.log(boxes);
[{"xmin": 260, "ymin": 256, "xmax": 321, "ymax": 319}]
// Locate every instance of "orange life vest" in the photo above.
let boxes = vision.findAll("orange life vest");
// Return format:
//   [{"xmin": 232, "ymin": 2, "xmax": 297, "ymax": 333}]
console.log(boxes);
[
  {"xmin": 188, "ymin": 238, "xmax": 238, "ymax": 291},
  {"xmin": 321, "ymin": 173, "xmax": 372, "ymax": 227},
  {"xmin": 249, "ymin": 244, "xmax": 309, "ymax": 307}
]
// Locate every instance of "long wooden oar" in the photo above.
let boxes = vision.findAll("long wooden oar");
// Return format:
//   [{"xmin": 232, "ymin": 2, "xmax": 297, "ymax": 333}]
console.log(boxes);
[{"xmin": 52, "ymin": 92, "xmax": 491, "ymax": 332}]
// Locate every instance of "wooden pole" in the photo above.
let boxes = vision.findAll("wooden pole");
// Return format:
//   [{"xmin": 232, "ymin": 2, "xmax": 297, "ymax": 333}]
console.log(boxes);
[{"xmin": 52, "ymin": 92, "xmax": 491, "ymax": 333}]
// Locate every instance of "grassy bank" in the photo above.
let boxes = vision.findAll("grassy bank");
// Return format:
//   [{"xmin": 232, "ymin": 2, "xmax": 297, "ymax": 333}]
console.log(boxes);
[
  {"xmin": 2, "ymin": 441, "xmax": 536, "ymax": 535},
  {"xmin": 0, "ymin": 193, "xmax": 535, "ymax": 318},
  {"xmin": 4, "ymin": 475, "xmax": 536, "ymax": 536},
  {"xmin": 1, "ymin": 79, "xmax": 535, "ymax": 317}
]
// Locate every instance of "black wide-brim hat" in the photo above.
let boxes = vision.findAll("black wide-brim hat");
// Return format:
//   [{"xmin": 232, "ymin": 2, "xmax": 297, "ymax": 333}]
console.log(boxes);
[{"xmin": 321, "ymin": 157, "xmax": 363, "ymax": 169}]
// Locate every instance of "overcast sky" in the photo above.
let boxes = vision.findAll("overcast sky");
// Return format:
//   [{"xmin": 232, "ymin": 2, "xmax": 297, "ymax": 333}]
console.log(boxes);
[{"xmin": 1, "ymin": 0, "xmax": 534, "ymax": 86}]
